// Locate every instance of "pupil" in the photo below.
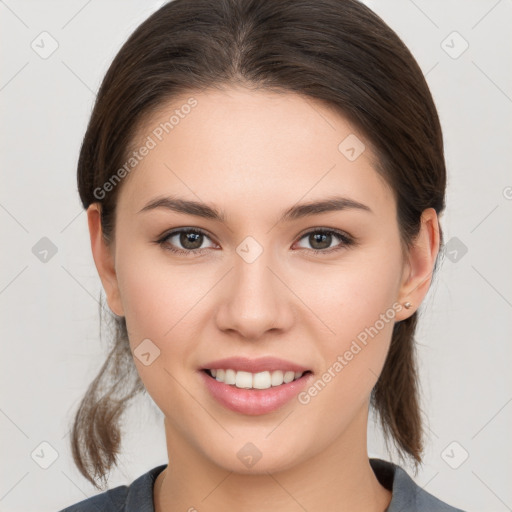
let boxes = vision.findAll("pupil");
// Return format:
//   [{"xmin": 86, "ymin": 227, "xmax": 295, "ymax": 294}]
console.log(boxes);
[
  {"xmin": 311, "ymin": 232, "xmax": 330, "ymax": 250},
  {"xmin": 181, "ymin": 232, "xmax": 202, "ymax": 249}
]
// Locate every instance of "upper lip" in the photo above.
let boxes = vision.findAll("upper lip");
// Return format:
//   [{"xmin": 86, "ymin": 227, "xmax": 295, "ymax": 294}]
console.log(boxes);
[{"xmin": 201, "ymin": 356, "xmax": 311, "ymax": 374}]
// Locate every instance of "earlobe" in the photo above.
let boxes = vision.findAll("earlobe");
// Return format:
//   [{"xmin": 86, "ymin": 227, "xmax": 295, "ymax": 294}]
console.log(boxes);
[
  {"xmin": 396, "ymin": 208, "xmax": 440, "ymax": 321},
  {"xmin": 87, "ymin": 204, "xmax": 125, "ymax": 317}
]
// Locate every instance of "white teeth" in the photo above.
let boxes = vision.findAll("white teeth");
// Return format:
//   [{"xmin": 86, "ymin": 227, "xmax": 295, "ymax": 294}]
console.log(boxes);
[
  {"xmin": 225, "ymin": 369, "xmax": 236, "ymax": 385},
  {"xmin": 235, "ymin": 371, "xmax": 253, "ymax": 389},
  {"xmin": 211, "ymin": 368, "xmax": 305, "ymax": 389},
  {"xmin": 283, "ymin": 371, "xmax": 295, "ymax": 383},
  {"xmin": 253, "ymin": 371, "xmax": 271, "ymax": 390},
  {"xmin": 271, "ymin": 370, "xmax": 284, "ymax": 386}
]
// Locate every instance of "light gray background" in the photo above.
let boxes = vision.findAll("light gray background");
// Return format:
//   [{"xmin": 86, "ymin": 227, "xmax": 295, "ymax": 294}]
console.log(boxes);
[{"xmin": 1, "ymin": 1, "xmax": 511, "ymax": 511}]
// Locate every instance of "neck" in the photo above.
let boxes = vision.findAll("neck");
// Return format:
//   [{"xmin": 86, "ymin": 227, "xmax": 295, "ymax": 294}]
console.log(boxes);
[{"xmin": 154, "ymin": 405, "xmax": 392, "ymax": 512}]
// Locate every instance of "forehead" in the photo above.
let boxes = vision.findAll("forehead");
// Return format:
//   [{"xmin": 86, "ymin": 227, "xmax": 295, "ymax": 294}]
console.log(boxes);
[{"xmin": 117, "ymin": 86, "xmax": 393, "ymax": 219}]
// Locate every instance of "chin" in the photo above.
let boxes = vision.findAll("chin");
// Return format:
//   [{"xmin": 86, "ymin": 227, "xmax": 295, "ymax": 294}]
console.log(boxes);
[{"xmin": 200, "ymin": 436, "xmax": 309, "ymax": 476}]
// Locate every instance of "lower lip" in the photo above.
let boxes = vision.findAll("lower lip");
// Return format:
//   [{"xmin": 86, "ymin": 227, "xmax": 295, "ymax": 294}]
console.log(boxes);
[{"xmin": 200, "ymin": 370, "xmax": 313, "ymax": 415}]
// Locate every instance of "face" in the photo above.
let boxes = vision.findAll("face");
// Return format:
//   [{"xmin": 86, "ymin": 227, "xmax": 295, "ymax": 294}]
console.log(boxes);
[{"xmin": 88, "ymin": 86, "xmax": 437, "ymax": 474}]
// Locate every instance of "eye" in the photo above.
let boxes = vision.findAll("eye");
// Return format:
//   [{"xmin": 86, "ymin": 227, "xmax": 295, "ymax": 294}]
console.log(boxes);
[
  {"xmin": 156, "ymin": 227, "xmax": 354, "ymax": 257},
  {"xmin": 156, "ymin": 227, "xmax": 216, "ymax": 256},
  {"xmin": 294, "ymin": 229, "xmax": 354, "ymax": 254}
]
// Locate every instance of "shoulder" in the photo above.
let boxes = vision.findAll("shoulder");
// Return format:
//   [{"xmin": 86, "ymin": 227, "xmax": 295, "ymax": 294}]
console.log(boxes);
[
  {"xmin": 370, "ymin": 458, "xmax": 467, "ymax": 512},
  {"xmin": 58, "ymin": 485, "xmax": 128, "ymax": 512},
  {"xmin": 58, "ymin": 464, "xmax": 167, "ymax": 512}
]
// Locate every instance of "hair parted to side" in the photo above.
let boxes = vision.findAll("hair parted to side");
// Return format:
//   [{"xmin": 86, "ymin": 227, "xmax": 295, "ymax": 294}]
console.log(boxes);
[{"xmin": 72, "ymin": 0, "xmax": 446, "ymax": 490}]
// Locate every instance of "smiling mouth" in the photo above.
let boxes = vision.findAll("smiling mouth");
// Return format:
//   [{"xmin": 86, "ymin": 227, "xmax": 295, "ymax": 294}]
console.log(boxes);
[{"xmin": 203, "ymin": 368, "xmax": 313, "ymax": 390}]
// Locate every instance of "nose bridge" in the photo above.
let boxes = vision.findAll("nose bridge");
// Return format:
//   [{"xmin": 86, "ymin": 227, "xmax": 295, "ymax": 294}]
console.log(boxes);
[
  {"xmin": 215, "ymin": 234, "xmax": 289, "ymax": 337},
  {"xmin": 233, "ymin": 234, "xmax": 278, "ymax": 306}
]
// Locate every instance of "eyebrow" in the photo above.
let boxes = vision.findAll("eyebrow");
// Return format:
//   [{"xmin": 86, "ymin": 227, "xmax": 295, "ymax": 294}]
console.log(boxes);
[{"xmin": 137, "ymin": 194, "xmax": 373, "ymax": 223}]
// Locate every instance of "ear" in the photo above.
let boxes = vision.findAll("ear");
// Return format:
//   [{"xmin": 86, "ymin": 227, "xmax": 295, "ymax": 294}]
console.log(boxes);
[
  {"xmin": 395, "ymin": 207, "xmax": 441, "ymax": 322},
  {"xmin": 87, "ymin": 203, "xmax": 125, "ymax": 317}
]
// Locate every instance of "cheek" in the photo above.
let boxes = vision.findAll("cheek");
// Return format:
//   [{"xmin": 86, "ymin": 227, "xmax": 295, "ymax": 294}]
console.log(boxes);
[
  {"xmin": 298, "ymin": 244, "xmax": 402, "ymax": 408},
  {"xmin": 293, "ymin": 286, "xmax": 397, "ymax": 452},
  {"xmin": 113, "ymin": 250, "xmax": 203, "ymax": 412},
  {"xmin": 300, "ymin": 246, "xmax": 402, "ymax": 343},
  {"xmin": 113, "ymin": 245, "xmax": 216, "ymax": 389},
  {"xmin": 114, "ymin": 242, "xmax": 203, "ymax": 340}
]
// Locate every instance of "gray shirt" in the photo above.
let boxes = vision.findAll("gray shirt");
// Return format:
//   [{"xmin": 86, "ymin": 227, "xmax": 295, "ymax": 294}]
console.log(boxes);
[{"xmin": 59, "ymin": 457, "xmax": 467, "ymax": 511}]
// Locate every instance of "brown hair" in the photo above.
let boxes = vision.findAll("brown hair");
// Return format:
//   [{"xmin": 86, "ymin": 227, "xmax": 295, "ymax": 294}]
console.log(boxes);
[{"xmin": 72, "ymin": 0, "xmax": 446, "ymax": 489}]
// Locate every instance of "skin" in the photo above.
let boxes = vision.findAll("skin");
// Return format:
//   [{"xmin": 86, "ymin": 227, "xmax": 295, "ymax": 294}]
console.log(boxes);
[{"xmin": 88, "ymin": 86, "xmax": 439, "ymax": 512}]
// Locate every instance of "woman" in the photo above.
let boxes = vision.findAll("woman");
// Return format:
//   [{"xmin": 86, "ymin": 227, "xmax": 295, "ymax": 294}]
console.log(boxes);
[{"xmin": 61, "ymin": 0, "xmax": 466, "ymax": 510}]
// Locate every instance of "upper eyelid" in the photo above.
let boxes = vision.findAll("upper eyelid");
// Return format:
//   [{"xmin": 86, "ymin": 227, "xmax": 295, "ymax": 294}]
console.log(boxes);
[
  {"xmin": 164, "ymin": 227, "xmax": 216, "ymax": 243},
  {"xmin": 160, "ymin": 226, "xmax": 351, "ymax": 247}
]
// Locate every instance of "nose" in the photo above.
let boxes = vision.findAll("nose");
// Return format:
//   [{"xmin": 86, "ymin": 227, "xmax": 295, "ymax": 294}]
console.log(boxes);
[{"xmin": 214, "ymin": 245, "xmax": 294, "ymax": 340}]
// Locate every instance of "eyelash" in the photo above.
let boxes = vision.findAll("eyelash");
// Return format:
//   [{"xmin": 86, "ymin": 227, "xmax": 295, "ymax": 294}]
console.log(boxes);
[{"xmin": 155, "ymin": 227, "xmax": 355, "ymax": 257}]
